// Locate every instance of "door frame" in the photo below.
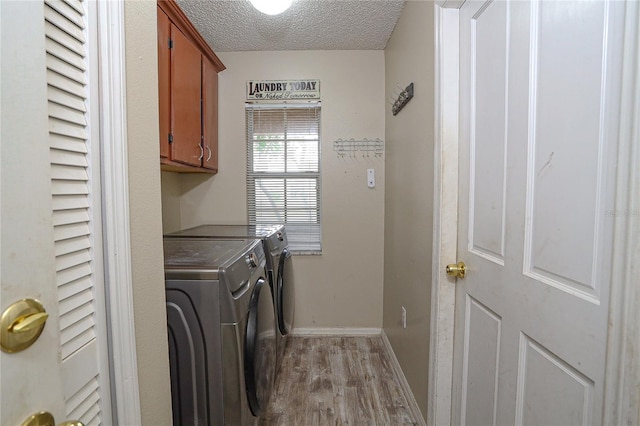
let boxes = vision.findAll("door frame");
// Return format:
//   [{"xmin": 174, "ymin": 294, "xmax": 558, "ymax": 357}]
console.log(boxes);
[
  {"xmin": 96, "ymin": 2, "xmax": 142, "ymax": 424},
  {"xmin": 601, "ymin": 1, "xmax": 640, "ymax": 423},
  {"xmin": 428, "ymin": 1, "xmax": 640, "ymax": 425},
  {"xmin": 428, "ymin": 4, "xmax": 460, "ymax": 426}
]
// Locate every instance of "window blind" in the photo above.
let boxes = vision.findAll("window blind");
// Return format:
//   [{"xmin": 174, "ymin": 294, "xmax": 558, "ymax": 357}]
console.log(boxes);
[{"xmin": 246, "ymin": 103, "xmax": 321, "ymax": 253}]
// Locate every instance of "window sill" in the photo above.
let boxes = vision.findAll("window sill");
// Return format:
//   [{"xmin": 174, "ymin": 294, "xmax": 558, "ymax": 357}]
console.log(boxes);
[{"xmin": 291, "ymin": 250, "xmax": 322, "ymax": 256}]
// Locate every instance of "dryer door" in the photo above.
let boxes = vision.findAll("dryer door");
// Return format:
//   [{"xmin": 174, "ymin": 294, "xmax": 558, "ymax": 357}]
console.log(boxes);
[
  {"xmin": 276, "ymin": 248, "xmax": 295, "ymax": 335},
  {"xmin": 244, "ymin": 278, "xmax": 276, "ymax": 416},
  {"xmin": 166, "ymin": 289, "xmax": 210, "ymax": 426}
]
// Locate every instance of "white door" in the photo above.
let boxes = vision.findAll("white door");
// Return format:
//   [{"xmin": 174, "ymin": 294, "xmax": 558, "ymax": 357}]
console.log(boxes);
[
  {"xmin": 1, "ymin": 1, "xmax": 111, "ymax": 425},
  {"xmin": 452, "ymin": 1, "xmax": 626, "ymax": 424}
]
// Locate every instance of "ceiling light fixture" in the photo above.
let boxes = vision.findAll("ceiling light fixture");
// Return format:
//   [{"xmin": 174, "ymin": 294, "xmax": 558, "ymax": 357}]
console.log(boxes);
[{"xmin": 248, "ymin": 0, "xmax": 293, "ymax": 15}]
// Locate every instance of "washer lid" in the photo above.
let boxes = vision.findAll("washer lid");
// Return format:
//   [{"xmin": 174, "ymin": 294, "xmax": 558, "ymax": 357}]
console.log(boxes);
[
  {"xmin": 166, "ymin": 224, "xmax": 284, "ymax": 239},
  {"xmin": 163, "ymin": 238, "xmax": 256, "ymax": 279}
]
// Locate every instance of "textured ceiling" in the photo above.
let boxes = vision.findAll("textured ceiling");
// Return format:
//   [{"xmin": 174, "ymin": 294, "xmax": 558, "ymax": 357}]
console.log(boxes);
[{"xmin": 176, "ymin": 0, "xmax": 406, "ymax": 52}]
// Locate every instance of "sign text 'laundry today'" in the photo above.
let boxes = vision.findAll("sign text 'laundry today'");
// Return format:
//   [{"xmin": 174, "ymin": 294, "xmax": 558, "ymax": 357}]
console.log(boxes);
[{"xmin": 247, "ymin": 80, "xmax": 320, "ymax": 100}]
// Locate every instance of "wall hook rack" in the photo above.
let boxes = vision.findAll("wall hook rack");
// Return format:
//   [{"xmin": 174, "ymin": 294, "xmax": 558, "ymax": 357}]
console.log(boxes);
[
  {"xmin": 333, "ymin": 138, "xmax": 384, "ymax": 157},
  {"xmin": 392, "ymin": 82, "xmax": 414, "ymax": 116}
]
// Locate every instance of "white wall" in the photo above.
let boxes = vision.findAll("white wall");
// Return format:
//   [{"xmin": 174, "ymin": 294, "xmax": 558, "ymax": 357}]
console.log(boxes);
[
  {"xmin": 162, "ymin": 50, "xmax": 386, "ymax": 329},
  {"xmin": 383, "ymin": 1, "xmax": 436, "ymax": 419}
]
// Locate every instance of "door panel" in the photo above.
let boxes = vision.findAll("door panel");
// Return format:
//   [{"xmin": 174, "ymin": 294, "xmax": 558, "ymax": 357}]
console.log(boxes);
[
  {"xmin": 468, "ymin": 0, "xmax": 508, "ymax": 265},
  {"xmin": 1, "ymin": 1, "xmax": 110, "ymax": 424},
  {"xmin": 1, "ymin": 2, "xmax": 66, "ymax": 423},
  {"xmin": 453, "ymin": 1, "xmax": 624, "ymax": 424},
  {"xmin": 524, "ymin": 1, "xmax": 609, "ymax": 300},
  {"xmin": 515, "ymin": 334, "xmax": 594, "ymax": 425},
  {"xmin": 202, "ymin": 56, "xmax": 218, "ymax": 171},
  {"xmin": 460, "ymin": 296, "xmax": 501, "ymax": 426},
  {"xmin": 170, "ymin": 25, "xmax": 202, "ymax": 167},
  {"xmin": 158, "ymin": 7, "xmax": 171, "ymax": 159}
]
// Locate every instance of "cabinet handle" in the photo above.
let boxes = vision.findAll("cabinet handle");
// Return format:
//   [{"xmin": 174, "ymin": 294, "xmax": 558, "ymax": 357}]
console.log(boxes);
[
  {"xmin": 198, "ymin": 144, "xmax": 204, "ymax": 160},
  {"xmin": 206, "ymin": 145, "xmax": 212, "ymax": 162}
]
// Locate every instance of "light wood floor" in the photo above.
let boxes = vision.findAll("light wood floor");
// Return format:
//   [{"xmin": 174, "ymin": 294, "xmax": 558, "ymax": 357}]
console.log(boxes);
[{"xmin": 260, "ymin": 335, "xmax": 420, "ymax": 425}]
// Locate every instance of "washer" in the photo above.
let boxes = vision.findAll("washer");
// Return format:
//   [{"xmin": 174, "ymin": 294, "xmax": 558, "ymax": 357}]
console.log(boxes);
[
  {"xmin": 164, "ymin": 237, "xmax": 276, "ymax": 425},
  {"xmin": 167, "ymin": 225, "xmax": 295, "ymax": 371}
]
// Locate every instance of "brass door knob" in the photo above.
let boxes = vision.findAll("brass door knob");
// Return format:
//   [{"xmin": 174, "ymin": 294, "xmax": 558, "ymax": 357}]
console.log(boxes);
[
  {"xmin": 21, "ymin": 412, "xmax": 84, "ymax": 426},
  {"xmin": 446, "ymin": 261, "xmax": 466, "ymax": 279},
  {"xmin": 1, "ymin": 299, "xmax": 49, "ymax": 353}
]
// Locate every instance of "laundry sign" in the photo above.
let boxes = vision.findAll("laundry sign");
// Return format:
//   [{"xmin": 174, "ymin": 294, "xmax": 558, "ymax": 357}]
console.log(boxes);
[{"xmin": 247, "ymin": 79, "xmax": 320, "ymax": 100}]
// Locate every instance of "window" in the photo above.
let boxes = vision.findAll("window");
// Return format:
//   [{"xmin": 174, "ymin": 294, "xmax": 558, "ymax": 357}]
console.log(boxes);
[{"xmin": 246, "ymin": 103, "xmax": 321, "ymax": 253}]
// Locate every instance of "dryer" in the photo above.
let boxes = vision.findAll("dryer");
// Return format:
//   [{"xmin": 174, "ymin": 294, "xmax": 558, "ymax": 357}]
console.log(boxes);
[
  {"xmin": 166, "ymin": 225, "xmax": 295, "ymax": 371},
  {"xmin": 164, "ymin": 238, "xmax": 276, "ymax": 425}
]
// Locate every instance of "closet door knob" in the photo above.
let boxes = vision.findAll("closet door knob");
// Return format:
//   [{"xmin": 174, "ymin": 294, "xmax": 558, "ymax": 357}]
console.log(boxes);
[
  {"xmin": 1, "ymin": 299, "xmax": 49, "ymax": 353},
  {"xmin": 445, "ymin": 261, "xmax": 466, "ymax": 279}
]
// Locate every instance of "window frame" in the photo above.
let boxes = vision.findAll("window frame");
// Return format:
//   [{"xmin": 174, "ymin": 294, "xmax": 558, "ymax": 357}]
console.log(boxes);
[{"xmin": 246, "ymin": 102, "xmax": 322, "ymax": 254}]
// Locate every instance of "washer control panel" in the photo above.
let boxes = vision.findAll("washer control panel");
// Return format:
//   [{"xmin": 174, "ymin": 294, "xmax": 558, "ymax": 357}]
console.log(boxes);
[{"xmin": 246, "ymin": 252, "xmax": 259, "ymax": 268}]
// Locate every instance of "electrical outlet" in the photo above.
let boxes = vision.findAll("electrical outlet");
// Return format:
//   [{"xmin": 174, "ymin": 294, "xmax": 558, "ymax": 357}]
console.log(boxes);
[{"xmin": 402, "ymin": 306, "xmax": 407, "ymax": 329}]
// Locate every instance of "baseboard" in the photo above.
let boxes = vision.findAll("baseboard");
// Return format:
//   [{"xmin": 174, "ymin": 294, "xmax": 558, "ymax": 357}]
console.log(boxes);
[
  {"xmin": 290, "ymin": 327, "xmax": 382, "ymax": 336},
  {"xmin": 381, "ymin": 331, "xmax": 427, "ymax": 426}
]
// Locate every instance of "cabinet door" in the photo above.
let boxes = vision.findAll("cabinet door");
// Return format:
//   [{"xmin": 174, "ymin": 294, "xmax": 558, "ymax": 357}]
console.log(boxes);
[
  {"xmin": 202, "ymin": 57, "xmax": 218, "ymax": 171},
  {"xmin": 170, "ymin": 25, "xmax": 202, "ymax": 167},
  {"xmin": 157, "ymin": 7, "xmax": 170, "ymax": 159}
]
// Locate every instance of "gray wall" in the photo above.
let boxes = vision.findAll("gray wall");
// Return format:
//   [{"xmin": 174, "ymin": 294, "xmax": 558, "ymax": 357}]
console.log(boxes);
[
  {"xmin": 162, "ymin": 50, "xmax": 386, "ymax": 331},
  {"xmin": 383, "ymin": 1, "xmax": 436, "ymax": 419},
  {"xmin": 124, "ymin": 1, "xmax": 173, "ymax": 424}
]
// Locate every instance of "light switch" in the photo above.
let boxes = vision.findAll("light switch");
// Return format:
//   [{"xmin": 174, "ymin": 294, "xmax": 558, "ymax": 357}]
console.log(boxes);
[{"xmin": 367, "ymin": 168, "xmax": 375, "ymax": 188}]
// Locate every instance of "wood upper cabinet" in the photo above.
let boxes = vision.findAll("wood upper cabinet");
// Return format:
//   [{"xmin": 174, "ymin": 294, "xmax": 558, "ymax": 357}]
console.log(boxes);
[
  {"xmin": 202, "ymin": 57, "xmax": 218, "ymax": 171},
  {"xmin": 170, "ymin": 26, "xmax": 202, "ymax": 167},
  {"xmin": 157, "ymin": 0, "xmax": 225, "ymax": 173},
  {"xmin": 158, "ymin": 8, "xmax": 170, "ymax": 160}
]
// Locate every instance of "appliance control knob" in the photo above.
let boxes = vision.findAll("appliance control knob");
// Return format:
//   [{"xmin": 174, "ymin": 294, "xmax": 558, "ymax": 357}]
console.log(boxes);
[
  {"xmin": 276, "ymin": 231, "xmax": 284, "ymax": 241},
  {"xmin": 247, "ymin": 252, "xmax": 258, "ymax": 268}
]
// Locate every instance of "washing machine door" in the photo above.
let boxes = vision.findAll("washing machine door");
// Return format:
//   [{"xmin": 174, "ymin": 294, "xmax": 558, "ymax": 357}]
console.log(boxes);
[
  {"xmin": 276, "ymin": 248, "xmax": 294, "ymax": 335},
  {"xmin": 166, "ymin": 287, "xmax": 223, "ymax": 426},
  {"xmin": 244, "ymin": 278, "xmax": 276, "ymax": 416}
]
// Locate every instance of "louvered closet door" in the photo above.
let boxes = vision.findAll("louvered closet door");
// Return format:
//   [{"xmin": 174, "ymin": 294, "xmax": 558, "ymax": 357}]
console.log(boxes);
[
  {"xmin": 1, "ymin": 0, "xmax": 111, "ymax": 424},
  {"xmin": 47, "ymin": 0, "xmax": 112, "ymax": 423}
]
